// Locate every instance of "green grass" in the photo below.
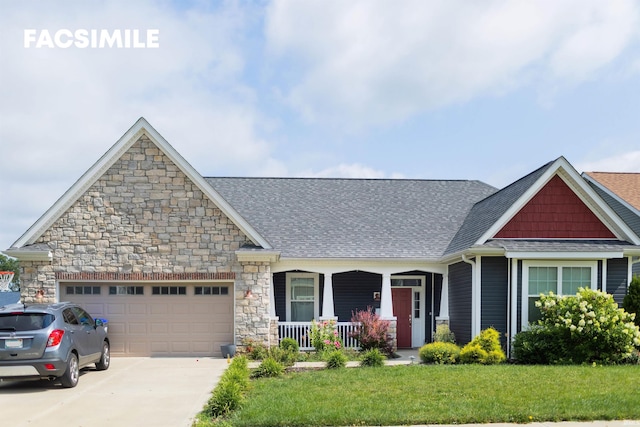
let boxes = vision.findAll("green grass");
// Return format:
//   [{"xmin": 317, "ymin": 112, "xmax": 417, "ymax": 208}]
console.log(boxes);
[{"xmin": 217, "ymin": 364, "xmax": 640, "ymax": 427}]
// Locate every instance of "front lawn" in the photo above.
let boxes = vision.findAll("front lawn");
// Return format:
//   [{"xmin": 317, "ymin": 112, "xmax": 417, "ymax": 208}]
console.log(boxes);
[{"xmin": 202, "ymin": 364, "xmax": 640, "ymax": 426}]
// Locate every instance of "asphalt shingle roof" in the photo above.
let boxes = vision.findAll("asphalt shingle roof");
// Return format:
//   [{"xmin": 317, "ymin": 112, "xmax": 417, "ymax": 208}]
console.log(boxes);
[{"xmin": 206, "ymin": 178, "xmax": 497, "ymax": 259}]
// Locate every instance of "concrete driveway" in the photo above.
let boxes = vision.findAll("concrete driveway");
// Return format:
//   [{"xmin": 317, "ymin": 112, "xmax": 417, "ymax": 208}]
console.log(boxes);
[{"xmin": 0, "ymin": 357, "xmax": 229, "ymax": 427}]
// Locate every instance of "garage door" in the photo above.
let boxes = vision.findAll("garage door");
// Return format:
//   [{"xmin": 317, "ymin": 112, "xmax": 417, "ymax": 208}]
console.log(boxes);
[{"xmin": 61, "ymin": 282, "xmax": 234, "ymax": 357}]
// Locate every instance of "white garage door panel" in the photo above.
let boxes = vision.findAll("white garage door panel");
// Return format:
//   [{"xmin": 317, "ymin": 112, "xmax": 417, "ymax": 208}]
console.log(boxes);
[{"xmin": 61, "ymin": 283, "xmax": 234, "ymax": 357}]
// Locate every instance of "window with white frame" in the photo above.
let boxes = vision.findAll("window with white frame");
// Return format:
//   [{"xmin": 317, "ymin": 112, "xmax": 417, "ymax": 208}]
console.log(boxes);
[
  {"xmin": 523, "ymin": 261, "xmax": 596, "ymax": 325},
  {"xmin": 286, "ymin": 273, "xmax": 319, "ymax": 322}
]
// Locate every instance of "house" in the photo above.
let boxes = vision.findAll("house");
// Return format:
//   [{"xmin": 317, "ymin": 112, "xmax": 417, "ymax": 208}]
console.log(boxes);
[{"xmin": 5, "ymin": 118, "xmax": 640, "ymax": 357}]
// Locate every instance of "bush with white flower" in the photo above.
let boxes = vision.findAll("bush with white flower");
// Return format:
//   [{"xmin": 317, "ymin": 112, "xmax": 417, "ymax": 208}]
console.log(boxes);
[{"xmin": 514, "ymin": 287, "xmax": 640, "ymax": 364}]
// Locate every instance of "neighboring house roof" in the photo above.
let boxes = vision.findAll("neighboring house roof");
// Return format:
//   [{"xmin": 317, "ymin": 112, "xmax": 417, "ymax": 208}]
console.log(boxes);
[
  {"xmin": 7, "ymin": 118, "xmax": 271, "ymax": 254},
  {"xmin": 583, "ymin": 173, "xmax": 640, "ymax": 239},
  {"xmin": 207, "ymin": 177, "xmax": 497, "ymax": 259},
  {"xmin": 584, "ymin": 172, "xmax": 640, "ymax": 211}
]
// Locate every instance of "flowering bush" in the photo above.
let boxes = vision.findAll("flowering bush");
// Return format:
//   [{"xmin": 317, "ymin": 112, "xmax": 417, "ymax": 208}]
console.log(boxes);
[
  {"xmin": 514, "ymin": 287, "xmax": 640, "ymax": 364},
  {"xmin": 350, "ymin": 307, "xmax": 394, "ymax": 356},
  {"xmin": 309, "ymin": 319, "xmax": 342, "ymax": 352}
]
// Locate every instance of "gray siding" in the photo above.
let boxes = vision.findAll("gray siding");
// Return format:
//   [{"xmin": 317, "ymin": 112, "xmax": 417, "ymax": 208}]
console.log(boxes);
[
  {"xmin": 607, "ymin": 258, "xmax": 628, "ymax": 305},
  {"xmin": 516, "ymin": 260, "xmax": 523, "ymax": 333},
  {"xmin": 333, "ymin": 271, "xmax": 381, "ymax": 321},
  {"xmin": 480, "ymin": 257, "xmax": 508, "ymax": 348},
  {"xmin": 449, "ymin": 261, "xmax": 473, "ymax": 344}
]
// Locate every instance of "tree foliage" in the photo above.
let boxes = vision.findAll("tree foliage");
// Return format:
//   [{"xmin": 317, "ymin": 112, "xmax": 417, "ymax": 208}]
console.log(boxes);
[{"xmin": 0, "ymin": 254, "xmax": 19, "ymax": 291}]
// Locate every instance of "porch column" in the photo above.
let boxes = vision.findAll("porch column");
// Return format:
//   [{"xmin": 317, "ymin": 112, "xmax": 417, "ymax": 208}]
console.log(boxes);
[
  {"xmin": 269, "ymin": 273, "xmax": 276, "ymax": 318},
  {"xmin": 436, "ymin": 273, "xmax": 449, "ymax": 322},
  {"xmin": 320, "ymin": 273, "xmax": 335, "ymax": 319},
  {"xmin": 379, "ymin": 273, "xmax": 394, "ymax": 319}
]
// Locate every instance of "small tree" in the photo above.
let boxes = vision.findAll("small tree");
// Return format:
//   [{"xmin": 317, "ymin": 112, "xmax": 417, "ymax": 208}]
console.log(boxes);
[
  {"xmin": 623, "ymin": 275, "xmax": 640, "ymax": 327},
  {"xmin": 350, "ymin": 307, "xmax": 394, "ymax": 356}
]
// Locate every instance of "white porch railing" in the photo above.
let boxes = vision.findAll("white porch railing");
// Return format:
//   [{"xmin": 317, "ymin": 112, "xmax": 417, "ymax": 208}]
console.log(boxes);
[{"xmin": 278, "ymin": 321, "xmax": 361, "ymax": 350}]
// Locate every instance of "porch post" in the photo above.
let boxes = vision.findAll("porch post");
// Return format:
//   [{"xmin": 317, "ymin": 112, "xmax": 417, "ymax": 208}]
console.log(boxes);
[
  {"xmin": 436, "ymin": 273, "xmax": 449, "ymax": 323},
  {"xmin": 379, "ymin": 273, "xmax": 394, "ymax": 319},
  {"xmin": 269, "ymin": 273, "xmax": 276, "ymax": 318},
  {"xmin": 320, "ymin": 273, "xmax": 335, "ymax": 319}
]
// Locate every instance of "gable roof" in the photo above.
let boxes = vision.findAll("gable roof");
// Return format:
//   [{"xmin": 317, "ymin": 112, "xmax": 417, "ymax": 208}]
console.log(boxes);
[
  {"xmin": 445, "ymin": 157, "xmax": 640, "ymax": 257},
  {"xmin": 207, "ymin": 177, "xmax": 497, "ymax": 259},
  {"xmin": 8, "ymin": 118, "xmax": 271, "ymax": 252}
]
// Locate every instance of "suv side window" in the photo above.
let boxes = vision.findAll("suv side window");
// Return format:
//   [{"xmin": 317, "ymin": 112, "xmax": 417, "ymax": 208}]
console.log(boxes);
[
  {"xmin": 71, "ymin": 307, "xmax": 94, "ymax": 327},
  {"xmin": 62, "ymin": 308, "xmax": 79, "ymax": 325}
]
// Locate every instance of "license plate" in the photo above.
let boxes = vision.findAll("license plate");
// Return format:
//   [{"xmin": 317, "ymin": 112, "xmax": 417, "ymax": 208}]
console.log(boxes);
[{"xmin": 5, "ymin": 339, "xmax": 23, "ymax": 349}]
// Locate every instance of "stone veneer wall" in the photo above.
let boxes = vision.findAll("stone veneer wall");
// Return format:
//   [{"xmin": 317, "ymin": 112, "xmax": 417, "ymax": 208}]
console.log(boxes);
[
  {"xmin": 18, "ymin": 134, "xmax": 272, "ymax": 345},
  {"xmin": 236, "ymin": 261, "xmax": 272, "ymax": 350}
]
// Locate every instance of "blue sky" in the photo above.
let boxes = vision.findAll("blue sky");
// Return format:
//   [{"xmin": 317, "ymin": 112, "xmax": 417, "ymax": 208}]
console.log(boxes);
[{"xmin": 1, "ymin": 0, "xmax": 639, "ymax": 251}]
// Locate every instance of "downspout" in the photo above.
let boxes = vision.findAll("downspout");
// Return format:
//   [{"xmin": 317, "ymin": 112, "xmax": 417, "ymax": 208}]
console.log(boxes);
[{"xmin": 461, "ymin": 254, "xmax": 478, "ymax": 339}]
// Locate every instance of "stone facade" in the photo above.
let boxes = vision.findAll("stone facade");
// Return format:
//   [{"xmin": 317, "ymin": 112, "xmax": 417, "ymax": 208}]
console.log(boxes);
[{"xmin": 19, "ymin": 134, "xmax": 272, "ymax": 345}]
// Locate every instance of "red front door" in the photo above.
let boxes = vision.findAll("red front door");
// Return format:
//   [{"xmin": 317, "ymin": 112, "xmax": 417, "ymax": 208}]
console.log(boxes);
[{"xmin": 392, "ymin": 287, "xmax": 412, "ymax": 348}]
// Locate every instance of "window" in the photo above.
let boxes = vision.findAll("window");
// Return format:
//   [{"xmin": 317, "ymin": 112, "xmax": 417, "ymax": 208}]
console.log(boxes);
[
  {"xmin": 286, "ymin": 273, "xmax": 319, "ymax": 322},
  {"xmin": 523, "ymin": 261, "xmax": 596, "ymax": 325},
  {"xmin": 66, "ymin": 285, "xmax": 101, "ymax": 295},
  {"xmin": 109, "ymin": 286, "xmax": 144, "ymax": 295},
  {"xmin": 195, "ymin": 286, "xmax": 229, "ymax": 296},
  {"xmin": 152, "ymin": 286, "xmax": 186, "ymax": 295}
]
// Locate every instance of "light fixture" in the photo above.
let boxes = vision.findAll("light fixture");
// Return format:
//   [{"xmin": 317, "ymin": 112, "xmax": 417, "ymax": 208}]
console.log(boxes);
[
  {"xmin": 35, "ymin": 289, "xmax": 45, "ymax": 302},
  {"xmin": 244, "ymin": 289, "xmax": 254, "ymax": 299}
]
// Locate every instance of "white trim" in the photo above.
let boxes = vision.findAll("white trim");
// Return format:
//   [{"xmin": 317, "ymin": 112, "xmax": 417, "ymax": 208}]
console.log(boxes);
[
  {"xmin": 521, "ymin": 260, "xmax": 597, "ymax": 329},
  {"xmin": 285, "ymin": 272, "xmax": 319, "ymax": 322},
  {"xmin": 629, "ymin": 256, "xmax": 634, "ymax": 289},
  {"xmin": 505, "ymin": 251, "xmax": 624, "ymax": 260},
  {"xmin": 473, "ymin": 256, "xmax": 482, "ymax": 338},
  {"xmin": 475, "ymin": 157, "xmax": 640, "ymax": 247},
  {"xmin": 602, "ymin": 259, "xmax": 607, "ymax": 293},
  {"xmin": 11, "ymin": 118, "xmax": 271, "ymax": 250},
  {"xmin": 2, "ymin": 249, "xmax": 52, "ymax": 261},
  {"xmin": 320, "ymin": 273, "xmax": 335, "ymax": 319},
  {"xmin": 236, "ymin": 251, "xmax": 280, "ymax": 263},
  {"xmin": 510, "ymin": 258, "xmax": 518, "ymax": 343}
]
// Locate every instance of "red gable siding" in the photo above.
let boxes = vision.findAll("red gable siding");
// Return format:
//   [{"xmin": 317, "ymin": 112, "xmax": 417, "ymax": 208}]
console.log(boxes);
[{"xmin": 494, "ymin": 175, "xmax": 616, "ymax": 239}]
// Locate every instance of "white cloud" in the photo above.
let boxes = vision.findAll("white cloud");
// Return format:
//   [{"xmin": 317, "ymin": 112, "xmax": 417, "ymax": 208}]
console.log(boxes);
[
  {"xmin": 576, "ymin": 150, "xmax": 640, "ymax": 173},
  {"xmin": 299, "ymin": 163, "xmax": 405, "ymax": 179},
  {"xmin": 265, "ymin": 0, "xmax": 640, "ymax": 128}
]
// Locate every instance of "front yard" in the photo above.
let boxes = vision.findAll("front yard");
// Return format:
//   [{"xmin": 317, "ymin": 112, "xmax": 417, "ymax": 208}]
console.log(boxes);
[{"xmin": 197, "ymin": 363, "xmax": 640, "ymax": 426}]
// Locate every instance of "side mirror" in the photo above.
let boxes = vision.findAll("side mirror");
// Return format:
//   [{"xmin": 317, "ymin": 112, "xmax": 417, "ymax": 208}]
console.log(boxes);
[{"xmin": 94, "ymin": 318, "xmax": 108, "ymax": 331}]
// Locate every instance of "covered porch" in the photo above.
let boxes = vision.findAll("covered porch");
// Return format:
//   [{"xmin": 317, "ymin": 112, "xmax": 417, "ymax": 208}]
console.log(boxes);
[{"xmin": 269, "ymin": 263, "xmax": 449, "ymax": 350}]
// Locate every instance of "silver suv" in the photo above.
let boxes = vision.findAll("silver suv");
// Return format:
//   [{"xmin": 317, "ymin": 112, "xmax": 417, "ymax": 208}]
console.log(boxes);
[{"xmin": 0, "ymin": 302, "xmax": 110, "ymax": 388}]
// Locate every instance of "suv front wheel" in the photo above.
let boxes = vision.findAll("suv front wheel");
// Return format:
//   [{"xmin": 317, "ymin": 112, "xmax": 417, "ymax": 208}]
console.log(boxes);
[
  {"xmin": 95, "ymin": 341, "xmax": 110, "ymax": 371},
  {"xmin": 60, "ymin": 353, "xmax": 79, "ymax": 388}
]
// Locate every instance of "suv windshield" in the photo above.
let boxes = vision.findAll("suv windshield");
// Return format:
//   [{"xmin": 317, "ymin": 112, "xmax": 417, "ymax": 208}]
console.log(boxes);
[{"xmin": 0, "ymin": 313, "xmax": 55, "ymax": 331}]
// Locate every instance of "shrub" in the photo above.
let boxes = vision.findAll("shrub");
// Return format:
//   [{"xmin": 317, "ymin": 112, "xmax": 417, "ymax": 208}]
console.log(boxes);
[
  {"xmin": 269, "ymin": 346, "xmax": 298, "ymax": 367},
  {"xmin": 512, "ymin": 325, "xmax": 565, "ymax": 364},
  {"xmin": 350, "ymin": 307, "xmax": 394, "ymax": 356},
  {"xmin": 460, "ymin": 327, "xmax": 505, "ymax": 364},
  {"xmin": 623, "ymin": 275, "xmax": 640, "ymax": 327},
  {"xmin": 360, "ymin": 348, "xmax": 386, "ymax": 367},
  {"xmin": 325, "ymin": 350, "xmax": 348, "ymax": 369},
  {"xmin": 419, "ymin": 342, "xmax": 460, "ymax": 364},
  {"xmin": 309, "ymin": 319, "xmax": 343, "ymax": 352},
  {"xmin": 280, "ymin": 337, "xmax": 300, "ymax": 353},
  {"xmin": 531, "ymin": 287, "xmax": 640, "ymax": 364},
  {"xmin": 203, "ymin": 356, "xmax": 250, "ymax": 418},
  {"xmin": 252, "ymin": 357, "xmax": 284, "ymax": 378},
  {"xmin": 243, "ymin": 339, "xmax": 269, "ymax": 360},
  {"xmin": 433, "ymin": 324, "xmax": 456, "ymax": 343}
]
